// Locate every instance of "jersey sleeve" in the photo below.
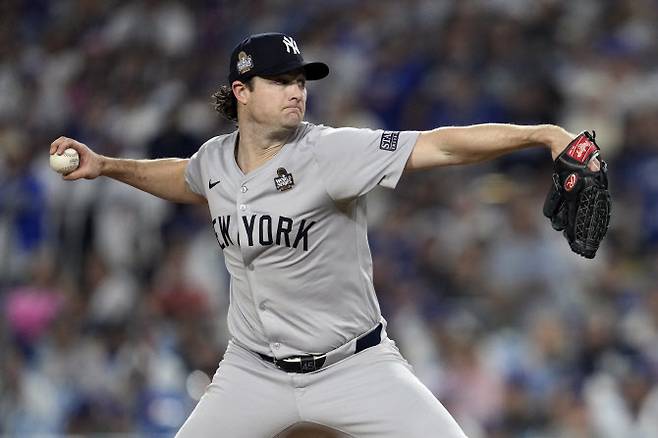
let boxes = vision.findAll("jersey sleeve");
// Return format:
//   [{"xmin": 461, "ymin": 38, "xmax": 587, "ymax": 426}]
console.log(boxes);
[
  {"xmin": 185, "ymin": 139, "xmax": 212, "ymax": 196},
  {"xmin": 311, "ymin": 126, "xmax": 419, "ymax": 200}
]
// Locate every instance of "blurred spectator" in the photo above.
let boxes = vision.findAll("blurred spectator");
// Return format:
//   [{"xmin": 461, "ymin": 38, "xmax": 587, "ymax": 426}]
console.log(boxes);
[
  {"xmin": 584, "ymin": 350, "xmax": 658, "ymax": 437},
  {"xmin": 147, "ymin": 110, "xmax": 202, "ymax": 160},
  {"xmin": 0, "ymin": 130, "xmax": 47, "ymax": 283},
  {"xmin": 4, "ymin": 252, "xmax": 63, "ymax": 358}
]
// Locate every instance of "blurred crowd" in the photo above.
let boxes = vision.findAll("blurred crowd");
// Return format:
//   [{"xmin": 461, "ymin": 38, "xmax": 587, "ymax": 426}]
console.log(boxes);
[{"xmin": 1, "ymin": 0, "xmax": 658, "ymax": 437}]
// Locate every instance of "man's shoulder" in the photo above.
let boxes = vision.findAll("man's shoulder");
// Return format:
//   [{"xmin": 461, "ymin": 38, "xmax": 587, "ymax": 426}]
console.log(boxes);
[
  {"xmin": 299, "ymin": 121, "xmax": 338, "ymax": 134},
  {"xmin": 303, "ymin": 123, "xmax": 381, "ymax": 147},
  {"xmin": 194, "ymin": 130, "xmax": 238, "ymax": 156},
  {"xmin": 296, "ymin": 121, "xmax": 322, "ymax": 138},
  {"xmin": 204, "ymin": 130, "xmax": 238, "ymax": 149},
  {"xmin": 305, "ymin": 122, "xmax": 381, "ymax": 136},
  {"xmin": 297, "ymin": 121, "xmax": 359, "ymax": 146}
]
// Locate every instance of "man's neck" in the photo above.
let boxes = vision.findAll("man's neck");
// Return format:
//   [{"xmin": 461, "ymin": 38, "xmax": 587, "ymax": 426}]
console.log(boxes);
[{"xmin": 235, "ymin": 121, "xmax": 297, "ymax": 174}]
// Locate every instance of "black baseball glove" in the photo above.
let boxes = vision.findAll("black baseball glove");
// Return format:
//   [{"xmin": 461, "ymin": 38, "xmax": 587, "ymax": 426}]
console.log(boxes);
[{"xmin": 543, "ymin": 131, "xmax": 611, "ymax": 258}]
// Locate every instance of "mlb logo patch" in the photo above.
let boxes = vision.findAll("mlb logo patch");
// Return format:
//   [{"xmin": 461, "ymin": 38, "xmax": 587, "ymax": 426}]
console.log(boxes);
[
  {"xmin": 379, "ymin": 131, "xmax": 400, "ymax": 151},
  {"xmin": 274, "ymin": 167, "xmax": 295, "ymax": 191},
  {"xmin": 237, "ymin": 51, "xmax": 253, "ymax": 74}
]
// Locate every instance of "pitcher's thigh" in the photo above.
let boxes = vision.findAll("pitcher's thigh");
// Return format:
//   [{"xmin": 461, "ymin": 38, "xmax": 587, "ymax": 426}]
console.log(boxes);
[
  {"xmin": 305, "ymin": 341, "xmax": 468, "ymax": 438},
  {"xmin": 176, "ymin": 351, "xmax": 299, "ymax": 438}
]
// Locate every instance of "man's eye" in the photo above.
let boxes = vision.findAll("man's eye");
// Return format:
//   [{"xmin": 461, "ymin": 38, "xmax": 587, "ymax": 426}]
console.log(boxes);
[{"xmin": 271, "ymin": 78, "xmax": 304, "ymax": 86}]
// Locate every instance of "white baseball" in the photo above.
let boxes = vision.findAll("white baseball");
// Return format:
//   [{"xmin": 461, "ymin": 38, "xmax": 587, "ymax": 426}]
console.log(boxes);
[{"xmin": 50, "ymin": 148, "xmax": 80, "ymax": 175}]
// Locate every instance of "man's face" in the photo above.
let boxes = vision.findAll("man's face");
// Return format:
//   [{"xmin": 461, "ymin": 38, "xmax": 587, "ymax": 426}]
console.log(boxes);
[{"xmin": 239, "ymin": 70, "xmax": 307, "ymax": 131}]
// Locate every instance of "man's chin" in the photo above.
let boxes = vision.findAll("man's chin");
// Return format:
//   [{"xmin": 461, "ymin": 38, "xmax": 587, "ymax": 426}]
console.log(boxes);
[{"xmin": 281, "ymin": 114, "xmax": 303, "ymax": 129}]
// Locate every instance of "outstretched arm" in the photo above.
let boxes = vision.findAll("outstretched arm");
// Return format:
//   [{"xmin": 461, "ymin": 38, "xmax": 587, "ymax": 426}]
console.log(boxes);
[
  {"xmin": 50, "ymin": 136, "xmax": 207, "ymax": 205},
  {"xmin": 406, "ymin": 123, "xmax": 588, "ymax": 170}
]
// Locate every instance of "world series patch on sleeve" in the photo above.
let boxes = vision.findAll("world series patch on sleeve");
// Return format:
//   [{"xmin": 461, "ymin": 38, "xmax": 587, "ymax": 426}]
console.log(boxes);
[{"xmin": 543, "ymin": 131, "xmax": 611, "ymax": 258}]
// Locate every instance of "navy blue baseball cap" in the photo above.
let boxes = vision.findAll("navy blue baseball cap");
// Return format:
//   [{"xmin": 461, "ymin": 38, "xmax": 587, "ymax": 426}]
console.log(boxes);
[{"xmin": 228, "ymin": 32, "xmax": 329, "ymax": 84}]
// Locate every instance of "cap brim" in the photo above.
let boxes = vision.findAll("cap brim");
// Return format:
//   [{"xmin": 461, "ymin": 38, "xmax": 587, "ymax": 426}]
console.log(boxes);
[
  {"xmin": 236, "ymin": 60, "xmax": 330, "ymax": 83},
  {"xmin": 302, "ymin": 62, "xmax": 329, "ymax": 80}
]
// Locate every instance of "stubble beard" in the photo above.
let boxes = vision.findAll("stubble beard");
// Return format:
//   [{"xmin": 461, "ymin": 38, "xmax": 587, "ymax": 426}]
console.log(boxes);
[{"xmin": 279, "ymin": 108, "xmax": 304, "ymax": 130}]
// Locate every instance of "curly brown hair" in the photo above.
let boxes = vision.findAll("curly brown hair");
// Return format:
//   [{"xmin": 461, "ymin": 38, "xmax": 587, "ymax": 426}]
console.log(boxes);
[{"xmin": 211, "ymin": 80, "xmax": 253, "ymax": 122}]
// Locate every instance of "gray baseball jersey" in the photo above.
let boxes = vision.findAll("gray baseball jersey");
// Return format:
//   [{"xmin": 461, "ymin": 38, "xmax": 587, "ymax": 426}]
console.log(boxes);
[{"xmin": 185, "ymin": 122, "xmax": 419, "ymax": 358}]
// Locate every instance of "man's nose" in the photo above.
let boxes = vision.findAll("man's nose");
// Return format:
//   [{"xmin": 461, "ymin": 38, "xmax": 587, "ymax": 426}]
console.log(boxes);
[{"xmin": 287, "ymin": 83, "xmax": 304, "ymax": 100}]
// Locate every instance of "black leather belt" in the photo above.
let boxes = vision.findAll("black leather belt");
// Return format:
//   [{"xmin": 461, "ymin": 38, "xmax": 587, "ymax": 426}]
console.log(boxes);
[{"xmin": 258, "ymin": 323, "xmax": 383, "ymax": 373}]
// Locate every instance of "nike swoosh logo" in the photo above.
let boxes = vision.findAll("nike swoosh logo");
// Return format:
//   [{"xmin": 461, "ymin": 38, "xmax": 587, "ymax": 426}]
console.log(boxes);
[{"xmin": 209, "ymin": 179, "xmax": 221, "ymax": 189}]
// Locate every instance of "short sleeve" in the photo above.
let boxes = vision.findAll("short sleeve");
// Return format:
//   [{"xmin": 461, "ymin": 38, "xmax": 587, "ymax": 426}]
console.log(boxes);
[
  {"xmin": 311, "ymin": 127, "xmax": 419, "ymax": 200},
  {"xmin": 185, "ymin": 149, "xmax": 204, "ymax": 196},
  {"xmin": 185, "ymin": 138, "xmax": 218, "ymax": 196}
]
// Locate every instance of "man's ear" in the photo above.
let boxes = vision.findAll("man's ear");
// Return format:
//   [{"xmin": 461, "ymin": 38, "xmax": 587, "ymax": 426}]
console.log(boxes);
[{"xmin": 232, "ymin": 80, "xmax": 250, "ymax": 104}]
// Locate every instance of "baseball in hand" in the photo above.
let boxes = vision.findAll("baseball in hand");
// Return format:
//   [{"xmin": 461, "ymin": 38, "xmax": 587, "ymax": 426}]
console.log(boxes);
[{"xmin": 50, "ymin": 148, "xmax": 80, "ymax": 175}]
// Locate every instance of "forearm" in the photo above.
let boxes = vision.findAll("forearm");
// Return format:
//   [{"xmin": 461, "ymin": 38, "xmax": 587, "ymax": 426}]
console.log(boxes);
[
  {"xmin": 100, "ymin": 157, "xmax": 206, "ymax": 204},
  {"xmin": 438, "ymin": 123, "xmax": 557, "ymax": 162},
  {"xmin": 408, "ymin": 123, "xmax": 573, "ymax": 170}
]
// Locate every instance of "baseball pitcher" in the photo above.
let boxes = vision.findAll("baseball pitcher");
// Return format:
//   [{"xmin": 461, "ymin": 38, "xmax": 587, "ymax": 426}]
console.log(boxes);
[{"xmin": 50, "ymin": 32, "xmax": 610, "ymax": 437}]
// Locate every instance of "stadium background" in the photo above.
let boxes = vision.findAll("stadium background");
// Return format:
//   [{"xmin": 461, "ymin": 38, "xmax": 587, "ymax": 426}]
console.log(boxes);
[{"xmin": 1, "ymin": 0, "xmax": 658, "ymax": 436}]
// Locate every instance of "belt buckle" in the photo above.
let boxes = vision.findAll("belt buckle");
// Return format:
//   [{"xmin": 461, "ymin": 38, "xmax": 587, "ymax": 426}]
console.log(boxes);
[
  {"xmin": 299, "ymin": 356, "xmax": 319, "ymax": 373},
  {"xmin": 279, "ymin": 355, "xmax": 325, "ymax": 373}
]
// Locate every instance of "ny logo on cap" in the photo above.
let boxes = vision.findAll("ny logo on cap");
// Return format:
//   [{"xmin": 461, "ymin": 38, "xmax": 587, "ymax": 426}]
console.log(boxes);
[{"xmin": 282, "ymin": 36, "xmax": 300, "ymax": 55}]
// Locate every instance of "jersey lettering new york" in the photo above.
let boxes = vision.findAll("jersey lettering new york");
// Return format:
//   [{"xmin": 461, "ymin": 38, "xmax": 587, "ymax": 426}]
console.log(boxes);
[{"xmin": 212, "ymin": 214, "xmax": 315, "ymax": 251}]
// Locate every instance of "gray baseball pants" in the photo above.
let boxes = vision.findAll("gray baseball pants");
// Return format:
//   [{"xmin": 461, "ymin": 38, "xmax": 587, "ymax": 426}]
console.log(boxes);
[{"xmin": 176, "ymin": 338, "xmax": 468, "ymax": 437}]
